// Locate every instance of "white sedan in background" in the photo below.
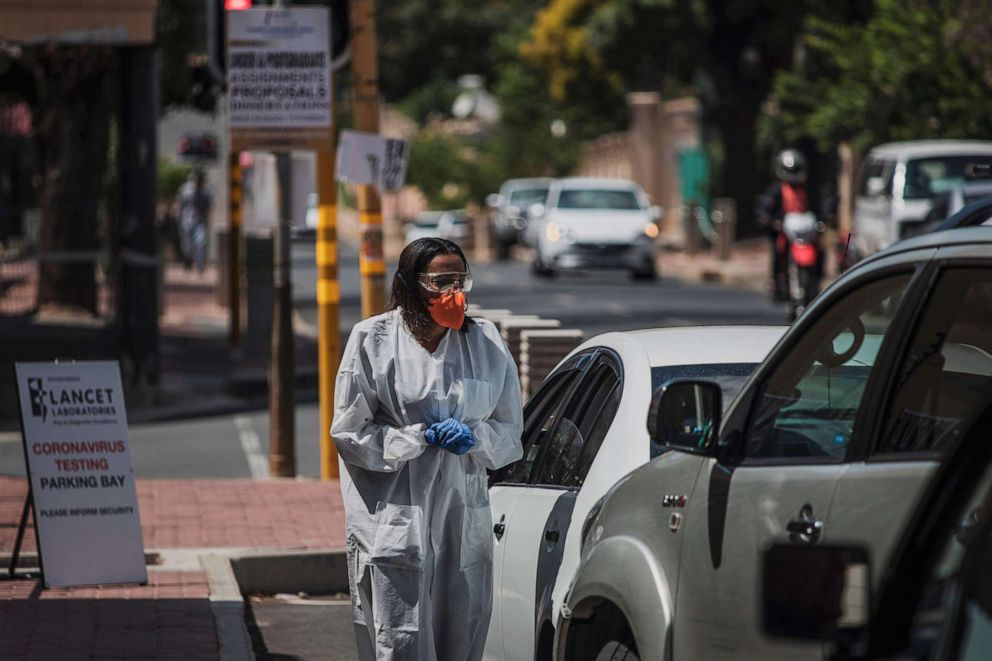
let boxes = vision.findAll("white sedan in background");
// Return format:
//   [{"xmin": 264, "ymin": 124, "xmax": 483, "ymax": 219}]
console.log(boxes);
[{"xmin": 483, "ymin": 325, "xmax": 786, "ymax": 661}]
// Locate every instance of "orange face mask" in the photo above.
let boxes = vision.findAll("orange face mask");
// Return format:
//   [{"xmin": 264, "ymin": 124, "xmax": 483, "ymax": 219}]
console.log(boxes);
[{"xmin": 428, "ymin": 291, "xmax": 466, "ymax": 329}]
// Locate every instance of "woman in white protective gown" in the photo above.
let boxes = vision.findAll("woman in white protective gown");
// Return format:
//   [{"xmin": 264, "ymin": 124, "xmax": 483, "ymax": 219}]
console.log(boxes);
[{"xmin": 332, "ymin": 237, "xmax": 524, "ymax": 661}]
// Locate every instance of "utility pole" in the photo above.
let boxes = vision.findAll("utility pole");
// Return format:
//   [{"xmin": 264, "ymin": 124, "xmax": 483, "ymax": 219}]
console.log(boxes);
[
  {"xmin": 269, "ymin": 153, "xmax": 295, "ymax": 477},
  {"xmin": 228, "ymin": 152, "xmax": 242, "ymax": 347},
  {"xmin": 350, "ymin": 0, "xmax": 386, "ymax": 318},
  {"xmin": 316, "ymin": 150, "xmax": 340, "ymax": 479}
]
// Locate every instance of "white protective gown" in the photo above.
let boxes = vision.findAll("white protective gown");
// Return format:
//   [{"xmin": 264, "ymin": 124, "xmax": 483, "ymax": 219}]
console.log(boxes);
[{"xmin": 332, "ymin": 309, "xmax": 524, "ymax": 661}]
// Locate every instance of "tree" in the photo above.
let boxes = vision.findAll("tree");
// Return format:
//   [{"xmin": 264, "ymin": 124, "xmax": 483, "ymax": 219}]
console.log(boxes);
[
  {"xmin": 23, "ymin": 46, "xmax": 116, "ymax": 314},
  {"xmin": 377, "ymin": 0, "xmax": 543, "ymax": 103},
  {"xmin": 770, "ymin": 0, "xmax": 992, "ymax": 151},
  {"xmin": 519, "ymin": 0, "xmax": 816, "ymax": 235}
]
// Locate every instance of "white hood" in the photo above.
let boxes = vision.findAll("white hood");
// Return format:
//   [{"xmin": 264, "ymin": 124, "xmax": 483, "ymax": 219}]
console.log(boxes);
[{"xmin": 545, "ymin": 208, "xmax": 650, "ymax": 243}]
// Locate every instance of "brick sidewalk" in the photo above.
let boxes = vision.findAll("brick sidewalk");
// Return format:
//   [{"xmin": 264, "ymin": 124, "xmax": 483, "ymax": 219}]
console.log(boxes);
[{"xmin": 0, "ymin": 477, "xmax": 346, "ymax": 659}]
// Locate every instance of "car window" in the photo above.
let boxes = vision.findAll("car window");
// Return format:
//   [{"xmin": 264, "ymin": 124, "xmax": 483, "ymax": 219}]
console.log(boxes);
[
  {"xmin": 492, "ymin": 352, "xmax": 593, "ymax": 485},
  {"xmin": 857, "ymin": 159, "xmax": 895, "ymax": 196},
  {"xmin": 745, "ymin": 274, "xmax": 912, "ymax": 462},
  {"xmin": 904, "ymin": 156, "xmax": 992, "ymax": 200},
  {"xmin": 954, "ymin": 492, "xmax": 992, "ymax": 660},
  {"xmin": 557, "ymin": 189, "xmax": 641, "ymax": 210},
  {"xmin": 903, "ymin": 454, "xmax": 992, "ymax": 658},
  {"xmin": 529, "ymin": 355, "xmax": 621, "ymax": 488},
  {"xmin": 650, "ymin": 363, "xmax": 760, "ymax": 458},
  {"xmin": 508, "ymin": 188, "xmax": 548, "ymax": 206},
  {"xmin": 651, "ymin": 362, "xmax": 760, "ymax": 412},
  {"xmin": 875, "ymin": 268, "xmax": 992, "ymax": 456}
]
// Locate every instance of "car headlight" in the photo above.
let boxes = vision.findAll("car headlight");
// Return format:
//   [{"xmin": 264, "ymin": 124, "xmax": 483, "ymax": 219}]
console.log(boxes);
[
  {"xmin": 546, "ymin": 222, "xmax": 571, "ymax": 243},
  {"xmin": 643, "ymin": 222, "xmax": 659, "ymax": 239}
]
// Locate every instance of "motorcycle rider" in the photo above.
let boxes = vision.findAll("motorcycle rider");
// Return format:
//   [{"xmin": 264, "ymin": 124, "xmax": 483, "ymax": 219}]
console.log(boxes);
[{"xmin": 757, "ymin": 150, "xmax": 812, "ymax": 302}]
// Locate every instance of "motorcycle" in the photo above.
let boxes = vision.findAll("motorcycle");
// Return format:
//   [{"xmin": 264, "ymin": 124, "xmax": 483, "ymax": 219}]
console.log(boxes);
[{"xmin": 780, "ymin": 211, "xmax": 825, "ymax": 321}]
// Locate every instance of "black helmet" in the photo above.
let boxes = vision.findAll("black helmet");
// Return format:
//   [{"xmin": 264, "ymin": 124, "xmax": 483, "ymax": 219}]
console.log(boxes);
[{"xmin": 775, "ymin": 149, "xmax": 807, "ymax": 184}]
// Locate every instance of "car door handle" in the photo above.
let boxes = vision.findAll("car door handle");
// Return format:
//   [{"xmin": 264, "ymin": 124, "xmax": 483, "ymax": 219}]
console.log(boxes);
[
  {"xmin": 493, "ymin": 522, "xmax": 505, "ymax": 540},
  {"xmin": 787, "ymin": 505, "xmax": 824, "ymax": 545},
  {"xmin": 544, "ymin": 529, "xmax": 560, "ymax": 543},
  {"xmin": 787, "ymin": 504, "xmax": 823, "ymax": 544}
]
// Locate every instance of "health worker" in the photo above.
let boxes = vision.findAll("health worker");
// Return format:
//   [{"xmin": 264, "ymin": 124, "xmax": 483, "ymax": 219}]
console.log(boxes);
[{"xmin": 332, "ymin": 237, "xmax": 524, "ymax": 661}]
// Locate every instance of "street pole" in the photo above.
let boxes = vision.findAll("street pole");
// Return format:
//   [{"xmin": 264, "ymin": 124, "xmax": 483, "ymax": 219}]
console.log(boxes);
[
  {"xmin": 316, "ymin": 150, "xmax": 340, "ymax": 479},
  {"xmin": 350, "ymin": 0, "xmax": 386, "ymax": 318},
  {"xmin": 270, "ymin": 153, "xmax": 295, "ymax": 478},
  {"xmin": 228, "ymin": 152, "xmax": 242, "ymax": 347}
]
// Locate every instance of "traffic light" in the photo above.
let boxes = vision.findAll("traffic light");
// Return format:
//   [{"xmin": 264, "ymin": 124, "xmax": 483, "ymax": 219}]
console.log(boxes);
[{"xmin": 191, "ymin": 61, "xmax": 222, "ymax": 112}]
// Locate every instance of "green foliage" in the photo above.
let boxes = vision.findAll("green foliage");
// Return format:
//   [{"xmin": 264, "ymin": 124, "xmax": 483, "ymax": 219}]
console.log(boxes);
[
  {"xmin": 157, "ymin": 158, "xmax": 193, "ymax": 203},
  {"xmin": 377, "ymin": 1, "xmax": 543, "ymax": 102},
  {"xmin": 769, "ymin": 0, "xmax": 992, "ymax": 150},
  {"xmin": 398, "ymin": 77, "xmax": 462, "ymax": 125},
  {"xmin": 407, "ymin": 132, "xmax": 506, "ymax": 209}
]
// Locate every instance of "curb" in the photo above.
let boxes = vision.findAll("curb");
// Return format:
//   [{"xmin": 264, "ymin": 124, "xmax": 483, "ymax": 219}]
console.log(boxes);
[{"xmin": 198, "ymin": 547, "xmax": 349, "ymax": 660}]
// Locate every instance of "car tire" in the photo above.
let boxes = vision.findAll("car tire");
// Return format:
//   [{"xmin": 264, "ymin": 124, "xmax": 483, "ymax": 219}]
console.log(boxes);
[
  {"xmin": 532, "ymin": 253, "xmax": 555, "ymax": 278},
  {"xmin": 497, "ymin": 239, "xmax": 513, "ymax": 260},
  {"xmin": 593, "ymin": 641, "xmax": 640, "ymax": 661},
  {"xmin": 630, "ymin": 265, "xmax": 657, "ymax": 281}
]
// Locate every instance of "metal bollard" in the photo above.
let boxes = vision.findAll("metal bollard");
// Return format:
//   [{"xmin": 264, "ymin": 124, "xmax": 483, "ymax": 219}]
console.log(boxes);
[{"xmin": 712, "ymin": 198, "xmax": 737, "ymax": 262}]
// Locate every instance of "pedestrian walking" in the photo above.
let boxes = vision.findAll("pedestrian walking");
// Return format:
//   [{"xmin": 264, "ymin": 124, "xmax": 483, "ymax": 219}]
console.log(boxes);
[
  {"xmin": 178, "ymin": 168, "xmax": 212, "ymax": 271},
  {"xmin": 332, "ymin": 237, "xmax": 524, "ymax": 661}
]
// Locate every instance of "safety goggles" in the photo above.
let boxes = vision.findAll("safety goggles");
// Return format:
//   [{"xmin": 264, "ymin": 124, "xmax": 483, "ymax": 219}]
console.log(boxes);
[{"xmin": 418, "ymin": 271, "xmax": 474, "ymax": 294}]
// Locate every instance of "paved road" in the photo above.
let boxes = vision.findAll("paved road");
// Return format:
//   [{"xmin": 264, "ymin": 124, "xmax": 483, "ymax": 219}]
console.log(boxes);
[
  {"xmin": 0, "ymin": 240, "xmax": 786, "ymax": 480},
  {"xmin": 292, "ymin": 240, "xmax": 787, "ymax": 339}
]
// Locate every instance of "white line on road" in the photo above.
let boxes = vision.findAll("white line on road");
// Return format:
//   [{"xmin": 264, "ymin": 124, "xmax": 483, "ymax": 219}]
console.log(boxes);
[
  {"xmin": 234, "ymin": 415, "xmax": 268, "ymax": 479},
  {"xmin": 0, "ymin": 431, "xmax": 22, "ymax": 443}
]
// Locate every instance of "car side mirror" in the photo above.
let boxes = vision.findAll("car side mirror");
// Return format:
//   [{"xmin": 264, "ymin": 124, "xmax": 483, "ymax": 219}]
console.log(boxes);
[
  {"xmin": 866, "ymin": 176, "xmax": 886, "ymax": 197},
  {"xmin": 528, "ymin": 202, "xmax": 546, "ymax": 219},
  {"xmin": 486, "ymin": 193, "xmax": 501, "ymax": 209},
  {"xmin": 646, "ymin": 379, "xmax": 721, "ymax": 455},
  {"xmin": 762, "ymin": 544, "xmax": 871, "ymax": 642},
  {"xmin": 649, "ymin": 205, "xmax": 663, "ymax": 221}
]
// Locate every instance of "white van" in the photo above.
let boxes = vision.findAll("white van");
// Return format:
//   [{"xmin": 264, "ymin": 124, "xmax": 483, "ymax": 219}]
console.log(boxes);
[{"xmin": 852, "ymin": 140, "xmax": 992, "ymax": 260}]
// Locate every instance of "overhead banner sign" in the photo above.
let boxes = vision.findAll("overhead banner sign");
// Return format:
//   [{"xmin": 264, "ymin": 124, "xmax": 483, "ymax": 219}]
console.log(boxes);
[
  {"xmin": 336, "ymin": 129, "xmax": 410, "ymax": 192},
  {"xmin": 15, "ymin": 361, "xmax": 146, "ymax": 588},
  {"xmin": 227, "ymin": 6, "xmax": 332, "ymax": 152}
]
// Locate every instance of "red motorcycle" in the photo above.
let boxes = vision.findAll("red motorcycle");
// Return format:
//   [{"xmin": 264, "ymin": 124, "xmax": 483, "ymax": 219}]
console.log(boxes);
[{"xmin": 780, "ymin": 211, "xmax": 825, "ymax": 321}]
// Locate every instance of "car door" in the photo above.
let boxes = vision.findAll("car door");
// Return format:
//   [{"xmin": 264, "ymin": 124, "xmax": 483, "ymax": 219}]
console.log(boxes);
[
  {"xmin": 483, "ymin": 352, "xmax": 590, "ymax": 661},
  {"xmin": 495, "ymin": 352, "xmax": 622, "ymax": 661},
  {"xmin": 673, "ymin": 270, "xmax": 915, "ymax": 661},
  {"xmin": 829, "ymin": 264, "xmax": 992, "ymax": 592}
]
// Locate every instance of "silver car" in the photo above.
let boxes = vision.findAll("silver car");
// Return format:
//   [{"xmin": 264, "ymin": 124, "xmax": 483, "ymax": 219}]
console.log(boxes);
[{"xmin": 557, "ymin": 227, "xmax": 992, "ymax": 660}]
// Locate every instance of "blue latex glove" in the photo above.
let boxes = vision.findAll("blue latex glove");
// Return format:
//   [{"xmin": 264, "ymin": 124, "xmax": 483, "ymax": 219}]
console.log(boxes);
[{"xmin": 427, "ymin": 418, "xmax": 474, "ymax": 455}]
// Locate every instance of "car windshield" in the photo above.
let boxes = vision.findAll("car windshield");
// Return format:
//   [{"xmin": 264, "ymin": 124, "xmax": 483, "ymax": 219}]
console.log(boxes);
[
  {"xmin": 508, "ymin": 188, "xmax": 548, "ymax": 206},
  {"xmin": 651, "ymin": 363, "xmax": 760, "ymax": 414},
  {"xmin": 557, "ymin": 189, "xmax": 641, "ymax": 210},
  {"xmin": 904, "ymin": 155, "xmax": 992, "ymax": 200}
]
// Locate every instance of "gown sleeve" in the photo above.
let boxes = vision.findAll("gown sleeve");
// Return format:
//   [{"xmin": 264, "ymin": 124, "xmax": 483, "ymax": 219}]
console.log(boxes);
[
  {"xmin": 467, "ymin": 332, "xmax": 524, "ymax": 471},
  {"xmin": 331, "ymin": 327, "xmax": 428, "ymax": 472}
]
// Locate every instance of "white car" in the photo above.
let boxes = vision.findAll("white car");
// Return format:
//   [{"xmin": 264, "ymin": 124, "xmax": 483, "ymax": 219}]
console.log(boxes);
[
  {"xmin": 853, "ymin": 140, "xmax": 992, "ymax": 259},
  {"xmin": 530, "ymin": 177, "xmax": 662, "ymax": 280},
  {"xmin": 557, "ymin": 227, "xmax": 992, "ymax": 661},
  {"xmin": 483, "ymin": 325, "xmax": 785, "ymax": 661}
]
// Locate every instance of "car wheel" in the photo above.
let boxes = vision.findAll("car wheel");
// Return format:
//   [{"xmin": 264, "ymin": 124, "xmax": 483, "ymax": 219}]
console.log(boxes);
[
  {"xmin": 630, "ymin": 265, "xmax": 657, "ymax": 281},
  {"xmin": 594, "ymin": 641, "xmax": 640, "ymax": 661},
  {"xmin": 532, "ymin": 254, "xmax": 554, "ymax": 278},
  {"xmin": 497, "ymin": 239, "xmax": 513, "ymax": 260}
]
